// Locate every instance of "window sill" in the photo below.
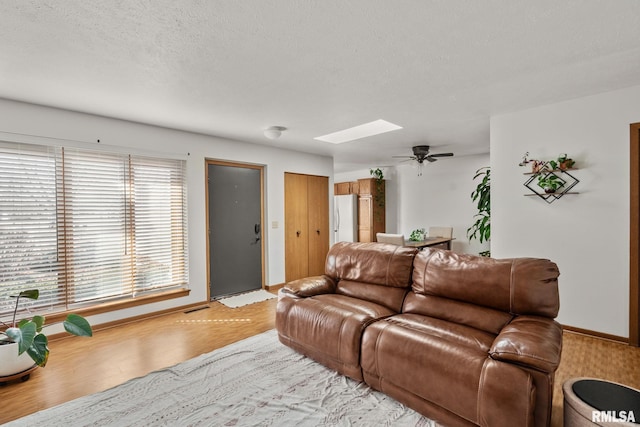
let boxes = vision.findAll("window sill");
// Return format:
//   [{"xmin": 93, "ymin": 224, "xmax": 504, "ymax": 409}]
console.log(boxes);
[{"xmin": 43, "ymin": 288, "xmax": 191, "ymax": 327}]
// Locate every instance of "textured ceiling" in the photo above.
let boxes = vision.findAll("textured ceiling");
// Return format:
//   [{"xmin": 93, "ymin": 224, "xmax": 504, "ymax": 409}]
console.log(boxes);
[{"xmin": 1, "ymin": 1, "xmax": 640, "ymax": 172}]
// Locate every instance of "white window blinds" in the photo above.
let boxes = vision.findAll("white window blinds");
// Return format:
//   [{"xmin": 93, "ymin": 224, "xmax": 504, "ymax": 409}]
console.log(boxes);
[
  {"xmin": 0, "ymin": 141, "xmax": 188, "ymax": 317},
  {"xmin": 0, "ymin": 143, "xmax": 61, "ymax": 313},
  {"xmin": 61, "ymin": 148, "xmax": 130, "ymax": 304},
  {"xmin": 129, "ymin": 156, "xmax": 188, "ymax": 294}
]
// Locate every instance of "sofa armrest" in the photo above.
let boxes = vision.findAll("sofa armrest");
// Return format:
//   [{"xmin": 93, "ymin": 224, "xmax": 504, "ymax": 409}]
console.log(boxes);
[
  {"xmin": 280, "ymin": 275, "xmax": 336, "ymax": 298},
  {"xmin": 489, "ymin": 315, "xmax": 562, "ymax": 373}
]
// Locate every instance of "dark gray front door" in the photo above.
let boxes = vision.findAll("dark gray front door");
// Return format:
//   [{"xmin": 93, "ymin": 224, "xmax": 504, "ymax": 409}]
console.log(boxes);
[{"xmin": 208, "ymin": 163, "xmax": 262, "ymax": 299}]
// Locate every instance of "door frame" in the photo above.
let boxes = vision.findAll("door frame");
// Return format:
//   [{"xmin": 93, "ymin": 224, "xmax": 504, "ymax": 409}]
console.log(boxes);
[
  {"xmin": 205, "ymin": 159, "xmax": 266, "ymax": 301},
  {"xmin": 630, "ymin": 123, "xmax": 639, "ymax": 346}
]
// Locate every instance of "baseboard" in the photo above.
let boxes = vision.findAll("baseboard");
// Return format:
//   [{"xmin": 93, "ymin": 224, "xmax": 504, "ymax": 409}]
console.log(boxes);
[
  {"xmin": 266, "ymin": 283, "xmax": 285, "ymax": 292},
  {"xmin": 562, "ymin": 324, "xmax": 629, "ymax": 344},
  {"xmin": 48, "ymin": 300, "xmax": 210, "ymax": 341}
]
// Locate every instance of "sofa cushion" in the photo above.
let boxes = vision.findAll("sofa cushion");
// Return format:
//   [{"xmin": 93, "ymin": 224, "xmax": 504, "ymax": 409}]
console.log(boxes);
[
  {"xmin": 325, "ymin": 242, "xmax": 417, "ymax": 288},
  {"xmin": 337, "ymin": 280, "xmax": 409, "ymax": 312},
  {"xmin": 412, "ymin": 249, "xmax": 560, "ymax": 317},
  {"xmin": 402, "ymin": 292, "xmax": 514, "ymax": 335},
  {"xmin": 361, "ymin": 319, "xmax": 487, "ymax": 422},
  {"xmin": 489, "ymin": 315, "xmax": 563, "ymax": 372},
  {"xmin": 383, "ymin": 313, "xmax": 497, "ymax": 353},
  {"xmin": 362, "ymin": 318, "xmax": 535, "ymax": 426},
  {"xmin": 276, "ymin": 293, "xmax": 395, "ymax": 381},
  {"xmin": 280, "ymin": 275, "xmax": 337, "ymax": 297}
]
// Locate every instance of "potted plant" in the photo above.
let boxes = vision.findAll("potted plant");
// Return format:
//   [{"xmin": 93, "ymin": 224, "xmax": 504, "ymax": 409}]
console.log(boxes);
[
  {"xmin": 0, "ymin": 289, "xmax": 92, "ymax": 378},
  {"xmin": 557, "ymin": 153, "xmax": 576, "ymax": 170},
  {"xmin": 537, "ymin": 174, "xmax": 565, "ymax": 193},
  {"xmin": 409, "ymin": 228, "xmax": 426, "ymax": 241},
  {"xmin": 467, "ymin": 167, "xmax": 490, "ymax": 257},
  {"xmin": 369, "ymin": 167, "xmax": 384, "ymax": 181},
  {"xmin": 369, "ymin": 168, "xmax": 385, "ymax": 211}
]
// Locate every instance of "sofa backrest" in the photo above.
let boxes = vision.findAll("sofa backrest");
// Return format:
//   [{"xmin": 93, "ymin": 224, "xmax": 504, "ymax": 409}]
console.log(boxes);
[
  {"xmin": 407, "ymin": 249, "xmax": 560, "ymax": 331},
  {"xmin": 325, "ymin": 242, "xmax": 418, "ymax": 312}
]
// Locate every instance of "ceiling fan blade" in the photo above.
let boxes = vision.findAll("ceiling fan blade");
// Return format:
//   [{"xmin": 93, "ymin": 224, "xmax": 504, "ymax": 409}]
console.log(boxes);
[{"xmin": 392, "ymin": 146, "xmax": 453, "ymax": 168}]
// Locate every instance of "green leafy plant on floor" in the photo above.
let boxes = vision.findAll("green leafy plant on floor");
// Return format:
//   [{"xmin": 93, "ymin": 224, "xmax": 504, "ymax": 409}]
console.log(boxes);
[
  {"xmin": 0, "ymin": 289, "xmax": 93, "ymax": 367},
  {"xmin": 467, "ymin": 167, "xmax": 490, "ymax": 257}
]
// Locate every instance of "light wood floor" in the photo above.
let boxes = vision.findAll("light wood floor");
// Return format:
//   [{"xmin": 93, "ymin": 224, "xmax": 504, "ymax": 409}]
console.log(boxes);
[
  {"xmin": 551, "ymin": 330, "xmax": 640, "ymax": 426},
  {"xmin": 0, "ymin": 297, "xmax": 278, "ymax": 425},
  {"xmin": 1, "ymin": 296, "xmax": 639, "ymax": 426}
]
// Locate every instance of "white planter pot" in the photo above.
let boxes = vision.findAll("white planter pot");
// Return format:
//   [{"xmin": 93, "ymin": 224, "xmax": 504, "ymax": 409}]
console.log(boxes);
[{"xmin": 0, "ymin": 340, "xmax": 36, "ymax": 377}]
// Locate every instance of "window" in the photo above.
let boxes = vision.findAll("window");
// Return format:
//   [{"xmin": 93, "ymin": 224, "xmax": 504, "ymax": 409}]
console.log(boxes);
[{"xmin": 0, "ymin": 141, "xmax": 188, "ymax": 317}]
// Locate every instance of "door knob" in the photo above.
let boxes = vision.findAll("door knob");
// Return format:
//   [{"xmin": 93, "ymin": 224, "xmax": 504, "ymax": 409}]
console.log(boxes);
[
  {"xmin": 316, "ymin": 229, "xmax": 320, "ymax": 235},
  {"xmin": 296, "ymin": 230, "xmax": 301, "ymax": 237}
]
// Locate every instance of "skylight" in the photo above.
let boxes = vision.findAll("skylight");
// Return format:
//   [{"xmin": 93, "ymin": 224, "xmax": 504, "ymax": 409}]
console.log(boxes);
[{"xmin": 314, "ymin": 119, "xmax": 402, "ymax": 144}]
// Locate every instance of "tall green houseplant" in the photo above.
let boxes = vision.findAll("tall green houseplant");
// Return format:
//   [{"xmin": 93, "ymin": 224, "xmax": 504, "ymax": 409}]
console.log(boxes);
[{"xmin": 467, "ymin": 167, "xmax": 490, "ymax": 257}]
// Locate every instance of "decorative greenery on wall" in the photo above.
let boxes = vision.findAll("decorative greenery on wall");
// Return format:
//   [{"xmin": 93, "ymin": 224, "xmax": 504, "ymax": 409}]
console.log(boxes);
[
  {"xmin": 369, "ymin": 168, "xmax": 385, "ymax": 210},
  {"xmin": 519, "ymin": 152, "xmax": 580, "ymax": 203},
  {"xmin": 369, "ymin": 168, "xmax": 384, "ymax": 181}
]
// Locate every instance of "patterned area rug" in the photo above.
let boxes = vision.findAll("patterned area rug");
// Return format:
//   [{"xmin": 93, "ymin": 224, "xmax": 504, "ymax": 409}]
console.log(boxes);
[
  {"xmin": 216, "ymin": 289, "xmax": 277, "ymax": 308},
  {"xmin": 7, "ymin": 330, "xmax": 437, "ymax": 426}
]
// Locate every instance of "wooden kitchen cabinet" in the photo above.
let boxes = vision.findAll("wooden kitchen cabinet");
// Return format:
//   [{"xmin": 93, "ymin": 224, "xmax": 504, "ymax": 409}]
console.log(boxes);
[{"xmin": 356, "ymin": 178, "xmax": 385, "ymax": 242}]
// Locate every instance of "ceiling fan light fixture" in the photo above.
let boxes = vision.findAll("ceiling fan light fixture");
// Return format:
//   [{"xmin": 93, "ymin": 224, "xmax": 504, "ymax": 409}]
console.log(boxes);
[
  {"xmin": 392, "ymin": 145, "xmax": 455, "ymax": 176},
  {"xmin": 264, "ymin": 126, "xmax": 287, "ymax": 139},
  {"xmin": 412, "ymin": 145, "xmax": 431, "ymax": 156}
]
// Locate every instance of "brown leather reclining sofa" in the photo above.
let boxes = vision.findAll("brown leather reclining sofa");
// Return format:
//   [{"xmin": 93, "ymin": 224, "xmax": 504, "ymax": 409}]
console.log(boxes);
[{"xmin": 276, "ymin": 242, "xmax": 562, "ymax": 427}]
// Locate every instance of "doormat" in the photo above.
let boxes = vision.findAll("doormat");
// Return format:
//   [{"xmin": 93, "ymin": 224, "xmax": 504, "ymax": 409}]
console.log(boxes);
[{"xmin": 216, "ymin": 289, "xmax": 277, "ymax": 308}]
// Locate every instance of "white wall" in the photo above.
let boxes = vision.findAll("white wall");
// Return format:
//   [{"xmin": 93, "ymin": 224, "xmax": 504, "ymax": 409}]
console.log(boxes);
[
  {"xmin": 0, "ymin": 98, "xmax": 333, "ymax": 328},
  {"xmin": 395, "ymin": 155, "xmax": 490, "ymax": 255},
  {"xmin": 491, "ymin": 84, "xmax": 640, "ymax": 338},
  {"xmin": 335, "ymin": 155, "xmax": 491, "ymax": 255}
]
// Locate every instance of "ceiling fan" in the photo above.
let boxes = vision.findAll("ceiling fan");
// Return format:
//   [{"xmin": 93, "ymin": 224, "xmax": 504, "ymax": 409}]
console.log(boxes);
[{"xmin": 393, "ymin": 145, "xmax": 454, "ymax": 175}]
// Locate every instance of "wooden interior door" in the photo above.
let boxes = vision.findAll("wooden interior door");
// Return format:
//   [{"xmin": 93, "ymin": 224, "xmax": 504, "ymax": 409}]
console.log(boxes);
[
  {"xmin": 307, "ymin": 175, "xmax": 329, "ymax": 276},
  {"xmin": 285, "ymin": 173, "xmax": 309, "ymax": 282}
]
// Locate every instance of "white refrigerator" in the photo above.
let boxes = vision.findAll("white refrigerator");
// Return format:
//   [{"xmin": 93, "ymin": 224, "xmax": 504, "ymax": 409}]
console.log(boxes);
[{"xmin": 334, "ymin": 194, "xmax": 358, "ymax": 243}]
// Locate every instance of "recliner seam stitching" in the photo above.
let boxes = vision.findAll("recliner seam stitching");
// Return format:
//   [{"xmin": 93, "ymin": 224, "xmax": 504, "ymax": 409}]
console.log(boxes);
[
  {"xmin": 477, "ymin": 358, "xmax": 489, "ymax": 425},
  {"xmin": 385, "ymin": 246, "xmax": 398, "ymax": 286},
  {"xmin": 509, "ymin": 259, "xmax": 516, "ymax": 314},
  {"xmin": 420, "ymin": 250, "xmax": 433, "ymax": 295},
  {"xmin": 371, "ymin": 321, "xmax": 390, "ymax": 379}
]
